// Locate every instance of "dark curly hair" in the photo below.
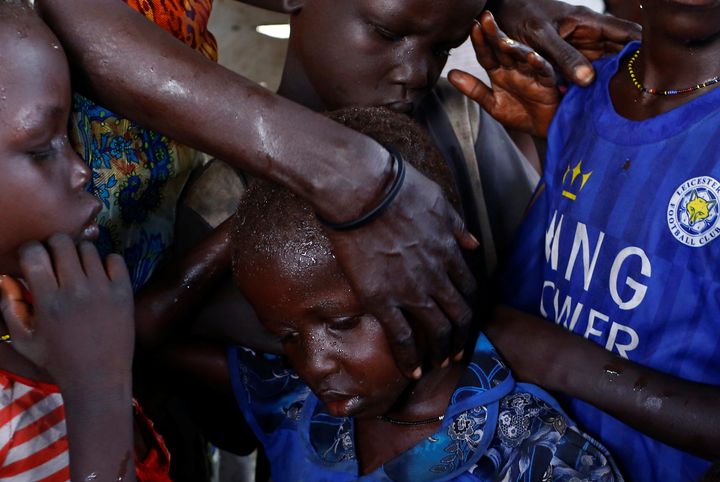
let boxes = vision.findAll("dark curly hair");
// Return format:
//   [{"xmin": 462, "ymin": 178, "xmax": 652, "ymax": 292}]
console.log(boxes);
[{"xmin": 232, "ymin": 107, "xmax": 460, "ymax": 284}]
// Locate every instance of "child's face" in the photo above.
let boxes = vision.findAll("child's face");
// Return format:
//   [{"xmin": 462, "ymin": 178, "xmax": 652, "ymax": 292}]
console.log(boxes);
[
  {"xmin": 640, "ymin": 0, "xmax": 720, "ymax": 40},
  {"xmin": 288, "ymin": 0, "xmax": 486, "ymax": 112},
  {"xmin": 238, "ymin": 257, "xmax": 410, "ymax": 419},
  {"xmin": 0, "ymin": 13, "xmax": 100, "ymax": 274}
]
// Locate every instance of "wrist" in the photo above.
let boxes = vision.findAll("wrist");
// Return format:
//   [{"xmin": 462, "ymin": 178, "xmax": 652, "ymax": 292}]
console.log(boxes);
[
  {"xmin": 56, "ymin": 371, "xmax": 133, "ymax": 401},
  {"xmin": 311, "ymin": 140, "xmax": 395, "ymax": 223}
]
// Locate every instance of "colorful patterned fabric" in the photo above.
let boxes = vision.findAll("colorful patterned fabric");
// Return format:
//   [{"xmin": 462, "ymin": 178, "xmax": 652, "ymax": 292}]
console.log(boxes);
[
  {"xmin": 70, "ymin": 0, "xmax": 217, "ymax": 289},
  {"xmin": 500, "ymin": 41, "xmax": 720, "ymax": 481},
  {"xmin": 124, "ymin": 0, "xmax": 217, "ymax": 61},
  {"xmin": 227, "ymin": 335, "xmax": 622, "ymax": 482}
]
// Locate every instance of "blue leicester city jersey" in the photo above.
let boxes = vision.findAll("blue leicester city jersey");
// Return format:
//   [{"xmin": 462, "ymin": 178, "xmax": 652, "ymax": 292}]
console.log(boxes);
[{"xmin": 502, "ymin": 42, "xmax": 720, "ymax": 482}]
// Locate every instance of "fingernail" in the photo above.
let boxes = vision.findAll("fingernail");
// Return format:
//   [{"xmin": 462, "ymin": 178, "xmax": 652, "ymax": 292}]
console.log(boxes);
[
  {"xmin": 473, "ymin": 18, "xmax": 481, "ymax": 27},
  {"xmin": 454, "ymin": 350, "xmax": 465, "ymax": 362},
  {"xmin": 412, "ymin": 367, "xmax": 422, "ymax": 380},
  {"xmin": 575, "ymin": 66, "xmax": 595, "ymax": 85},
  {"xmin": 503, "ymin": 38, "xmax": 516, "ymax": 46},
  {"xmin": 469, "ymin": 234, "xmax": 480, "ymax": 247},
  {"xmin": 441, "ymin": 358, "xmax": 450, "ymax": 369}
]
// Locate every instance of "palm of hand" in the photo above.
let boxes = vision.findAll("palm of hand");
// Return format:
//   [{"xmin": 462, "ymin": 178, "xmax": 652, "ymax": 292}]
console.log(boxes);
[{"xmin": 485, "ymin": 62, "xmax": 560, "ymax": 138}]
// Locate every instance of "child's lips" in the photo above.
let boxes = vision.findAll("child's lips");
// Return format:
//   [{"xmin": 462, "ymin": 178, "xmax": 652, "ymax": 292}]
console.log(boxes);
[
  {"xmin": 384, "ymin": 101, "xmax": 415, "ymax": 114},
  {"xmin": 80, "ymin": 223, "xmax": 100, "ymax": 242},
  {"xmin": 79, "ymin": 200, "xmax": 102, "ymax": 241},
  {"xmin": 319, "ymin": 391, "xmax": 365, "ymax": 417}
]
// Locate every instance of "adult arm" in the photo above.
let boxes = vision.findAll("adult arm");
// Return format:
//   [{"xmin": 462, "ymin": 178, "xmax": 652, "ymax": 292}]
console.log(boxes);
[
  {"xmin": 134, "ymin": 218, "xmax": 233, "ymax": 349},
  {"xmin": 36, "ymin": 0, "xmax": 478, "ymax": 377},
  {"xmin": 0, "ymin": 236, "xmax": 136, "ymax": 481},
  {"xmin": 486, "ymin": 306, "xmax": 720, "ymax": 460},
  {"xmin": 486, "ymin": 0, "xmax": 641, "ymax": 86}
]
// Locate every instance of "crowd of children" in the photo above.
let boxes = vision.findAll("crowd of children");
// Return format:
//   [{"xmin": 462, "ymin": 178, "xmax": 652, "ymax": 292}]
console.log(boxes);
[{"xmin": 0, "ymin": 0, "xmax": 718, "ymax": 481}]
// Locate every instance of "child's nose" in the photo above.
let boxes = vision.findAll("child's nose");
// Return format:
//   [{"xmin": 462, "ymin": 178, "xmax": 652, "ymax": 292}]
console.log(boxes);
[
  {"xmin": 69, "ymin": 152, "xmax": 91, "ymax": 190},
  {"xmin": 303, "ymin": 334, "xmax": 340, "ymax": 380},
  {"xmin": 391, "ymin": 49, "xmax": 432, "ymax": 91}
]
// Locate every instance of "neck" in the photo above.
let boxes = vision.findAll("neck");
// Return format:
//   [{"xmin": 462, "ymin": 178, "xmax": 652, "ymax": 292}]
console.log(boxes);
[
  {"xmin": 277, "ymin": 46, "xmax": 327, "ymax": 112},
  {"xmin": 610, "ymin": 23, "xmax": 720, "ymax": 120},
  {"xmin": 353, "ymin": 363, "xmax": 464, "ymax": 475},
  {"xmin": 383, "ymin": 363, "xmax": 464, "ymax": 422},
  {"xmin": 638, "ymin": 26, "xmax": 720, "ymax": 93}
]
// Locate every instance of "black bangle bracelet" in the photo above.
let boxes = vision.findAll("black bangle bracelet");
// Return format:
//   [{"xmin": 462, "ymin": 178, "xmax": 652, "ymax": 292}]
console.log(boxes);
[{"xmin": 317, "ymin": 146, "xmax": 406, "ymax": 231}]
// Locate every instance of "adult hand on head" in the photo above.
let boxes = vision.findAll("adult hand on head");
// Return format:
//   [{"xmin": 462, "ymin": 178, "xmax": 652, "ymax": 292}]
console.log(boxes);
[
  {"xmin": 449, "ymin": 12, "xmax": 560, "ymax": 138},
  {"xmin": 322, "ymin": 163, "xmax": 479, "ymax": 380},
  {"xmin": 0, "ymin": 234, "xmax": 134, "ymax": 391},
  {"xmin": 488, "ymin": 0, "xmax": 641, "ymax": 86}
]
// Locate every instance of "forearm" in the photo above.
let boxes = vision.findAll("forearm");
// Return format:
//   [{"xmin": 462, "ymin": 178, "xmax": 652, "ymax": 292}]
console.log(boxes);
[
  {"xmin": 61, "ymin": 381, "xmax": 136, "ymax": 482},
  {"xmin": 36, "ymin": 0, "xmax": 392, "ymax": 221},
  {"xmin": 135, "ymin": 218, "xmax": 234, "ymax": 348},
  {"xmin": 487, "ymin": 306, "xmax": 720, "ymax": 460}
]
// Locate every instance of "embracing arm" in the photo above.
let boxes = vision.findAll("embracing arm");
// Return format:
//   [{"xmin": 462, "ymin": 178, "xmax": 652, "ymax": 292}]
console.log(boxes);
[
  {"xmin": 486, "ymin": 306, "xmax": 720, "ymax": 460},
  {"xmin": 134, "ymin": 218, "xmax": 233, "ymax": 349},
  {"xmin": 37, "ymin": 0, "xmax": 478, "ymax": 378},
  {"xmin": 35, "ymin": 0, "xmax": 389, "ymax": 222}
]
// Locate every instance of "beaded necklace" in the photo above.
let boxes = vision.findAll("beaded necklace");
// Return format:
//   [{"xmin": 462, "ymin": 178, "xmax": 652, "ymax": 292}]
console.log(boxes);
[
  {"xmin": 376, "ymin": 413, "xmax": 444, "ymax": 426},
  {"xmin": 628, "ymin": 48, "xmax": 720, "ymax": 96}
]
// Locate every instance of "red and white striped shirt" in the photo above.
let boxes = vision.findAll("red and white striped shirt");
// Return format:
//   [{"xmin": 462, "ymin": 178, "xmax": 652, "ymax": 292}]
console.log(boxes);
[{"xmin": 0, "ymin": 370, "xmax": 170, "ymax": 482}]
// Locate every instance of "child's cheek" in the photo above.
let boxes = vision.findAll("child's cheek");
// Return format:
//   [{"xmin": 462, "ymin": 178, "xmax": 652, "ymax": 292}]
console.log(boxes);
[{"xmin": 347, "ymin": 322, "xmax": 405, "ymax": 385}]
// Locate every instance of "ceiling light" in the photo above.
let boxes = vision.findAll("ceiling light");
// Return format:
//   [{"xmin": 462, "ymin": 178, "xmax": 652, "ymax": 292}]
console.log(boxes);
[{"xmin": 255, "ymin": 24, "xmax": 290, "ymax": 39}]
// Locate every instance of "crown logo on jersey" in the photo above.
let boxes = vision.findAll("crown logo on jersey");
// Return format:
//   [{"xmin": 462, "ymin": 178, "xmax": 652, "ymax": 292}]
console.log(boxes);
[{"xmin": 562, "ymin": 160, "xmax": 593, "ymax": 201}]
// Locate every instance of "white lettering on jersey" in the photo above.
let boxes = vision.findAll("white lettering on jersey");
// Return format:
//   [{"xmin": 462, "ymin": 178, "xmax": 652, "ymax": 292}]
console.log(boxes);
[
  {"xmin": 565, "ymin": 222, "xmax": 605, "ymax": 291},
  {"xmin": 609, "ymin": 247, "xmax": 651, "ymax": 310}
]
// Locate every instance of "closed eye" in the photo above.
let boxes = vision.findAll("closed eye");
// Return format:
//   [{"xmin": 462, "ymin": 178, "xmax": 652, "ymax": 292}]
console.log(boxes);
[
  {"xmin": 328, "ymin": 315, "xmax": 362, "ymax": 332},
  {"xmin": 372, "ymin": 23, "xmax": 402, "ymax": 42}
]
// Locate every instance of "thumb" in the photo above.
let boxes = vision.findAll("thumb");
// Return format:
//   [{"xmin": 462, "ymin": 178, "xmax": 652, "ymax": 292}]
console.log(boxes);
[
  {"xmin": 448, "ymin": 70, "xmax": 497, "ymax": 114},
  {"xmin": 536, "ymin": 25, "xmax": 595, "ymax": 86},
  {"xmin": 0, "ymin": 276, "xmax": 34, "ymax": 340}
]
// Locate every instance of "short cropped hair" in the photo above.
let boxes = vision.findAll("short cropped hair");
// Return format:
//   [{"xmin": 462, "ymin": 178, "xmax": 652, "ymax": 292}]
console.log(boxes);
[{"xmin": 232, "ymin": 107, "xmax": 460, "ymax": 282}]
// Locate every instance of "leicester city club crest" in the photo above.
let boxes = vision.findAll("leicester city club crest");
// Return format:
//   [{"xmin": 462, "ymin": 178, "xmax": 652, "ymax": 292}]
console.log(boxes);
[{"xmin": 667, "ymin": 176, "xmax": 720, "ymax": 247}]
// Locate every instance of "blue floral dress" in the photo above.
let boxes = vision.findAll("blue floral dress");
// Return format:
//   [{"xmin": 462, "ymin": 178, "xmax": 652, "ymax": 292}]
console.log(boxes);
[
  {"xmin": 227, "ymin": 334, "xmax": 623, "ymax": 482},
  {"xmin": 69, "ymin": 0, "xmax": 217, "ymax": 290}
]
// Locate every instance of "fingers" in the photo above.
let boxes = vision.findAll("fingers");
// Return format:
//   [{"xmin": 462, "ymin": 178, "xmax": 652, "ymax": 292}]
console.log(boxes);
[
  {"xmin": 446, "ymin": 206, "xmax": 478, "ymax": 297},
  {"xmin": 46, "ymin": 234, "xmax": 84, "ymax": 287},
  {"xmin": 0, "ymin": 276, "xmax": 34, "ymax": 337},
  {"xmin": 596, "ymin": 12, "xmax": 642, "ymax": 45},
  {"xmin": 471, "ymin": 17, "xmax": 498, "ymax": 71},
  {"xmin": 377, "ymin": 307, "xmax": 422, "ymax": 380},
  {"xmin": 407, "ymin": 299, "xmax": 453, "ymax": 368},
  {"xmin": 18, "ymin": 241, "xmax": 58, "ymax": 299},
  {"xmin": 104, "ymin": 253, "xmax": 131, "ymax": 289},
  {"xmin": 448, "ymin": 205, "xmax": 480, "ymax": 252},
  {"xmin": 527, "ymin": 51, "xmax": 557, "ymax": 88},
  {"xmin": 534, "ymin": 23, "xmax": 595, "ymax": 86},
  {"xmin": 78, "ymin": 241, "xmax": 106, "ymax": 280},
  {"xmin": 448, "ymin": 70, "xmax": 497, "ymax": 114},
  {"xmin": 434, "ymin": 279, "xmax": 473, "ymax": 358}
]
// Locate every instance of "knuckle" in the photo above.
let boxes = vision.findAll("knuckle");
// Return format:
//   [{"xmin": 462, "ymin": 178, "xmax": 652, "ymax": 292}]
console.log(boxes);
[
  {"xmin": 434, "ymin": 323, "xmax": 452, "ymax": 341},
  {"xmin": 392, "ymin": 327, "xmax": 415, "ymax": 349}
]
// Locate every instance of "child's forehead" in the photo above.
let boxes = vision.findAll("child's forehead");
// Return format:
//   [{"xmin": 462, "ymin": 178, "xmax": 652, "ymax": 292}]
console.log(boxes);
[{"xmin": 320, "ymin": 0, "xmax": 483, "ymax": 28}]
